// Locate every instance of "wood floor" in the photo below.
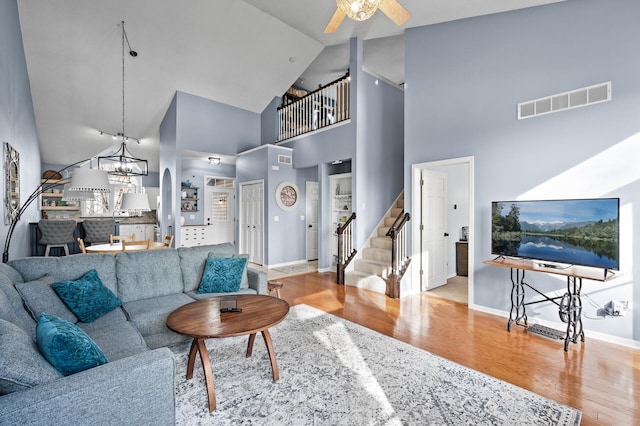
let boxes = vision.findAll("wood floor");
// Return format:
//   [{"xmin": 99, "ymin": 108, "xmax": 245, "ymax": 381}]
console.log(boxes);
[{"xmin": 277, "ymin": 271, "xmax": 639, "ymax": 426}]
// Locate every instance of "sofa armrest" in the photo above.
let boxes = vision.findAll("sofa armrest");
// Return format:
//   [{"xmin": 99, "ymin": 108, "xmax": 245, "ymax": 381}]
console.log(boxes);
[
  {"xmin": 0, "ymin": 348, "xmax": 175, "ymax": 426},
  {"xmin": 247, "ymin": 267, "xmax": 268, "ymax": 295}
]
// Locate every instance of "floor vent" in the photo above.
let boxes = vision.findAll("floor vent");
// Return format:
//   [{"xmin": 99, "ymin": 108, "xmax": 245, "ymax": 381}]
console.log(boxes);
[
  {"xmin": 526, "ymin": 324, "xmax": 565, "ymax": 340},
  {"xmin": 518, "ymin": 81, "xmax": 611, "ymax": 120},
  {"xmin": 278, "ymin": 155, "xmax": 292, "ymax": 165}
]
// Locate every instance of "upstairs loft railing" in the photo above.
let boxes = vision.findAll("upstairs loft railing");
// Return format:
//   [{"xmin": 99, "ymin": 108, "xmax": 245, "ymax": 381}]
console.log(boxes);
[
  {"xmin": 336, "ymin": 212, "xmax": 357, "ymax": 285},
  {"xmin": 277, "ymin": 73, "xmax": 350, "ymax": 142},
  {"xmin": 386, "ymin": 211, "xmax": 411, "ymax": 298}
]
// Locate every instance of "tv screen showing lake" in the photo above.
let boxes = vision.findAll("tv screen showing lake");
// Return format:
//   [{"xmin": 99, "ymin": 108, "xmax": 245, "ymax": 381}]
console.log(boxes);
[{"xmin": 491, "ymin": 198, "xmax": 619, "ymax": 269}]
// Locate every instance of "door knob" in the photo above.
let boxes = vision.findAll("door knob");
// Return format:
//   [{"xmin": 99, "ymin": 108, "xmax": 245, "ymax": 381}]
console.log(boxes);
[{"xmin": 444, "ymin": 233, "xmax": 449, "ymax": 237}]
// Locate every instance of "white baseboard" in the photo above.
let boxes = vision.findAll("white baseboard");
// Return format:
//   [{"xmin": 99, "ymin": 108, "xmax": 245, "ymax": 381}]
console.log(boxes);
[
  {"xmin": 267, "ymin": 259, "xmax": 313, "ymax": 269},
  {"xmin": 471, "ymin": 305, "xmax": 640, "ymax": 349}
]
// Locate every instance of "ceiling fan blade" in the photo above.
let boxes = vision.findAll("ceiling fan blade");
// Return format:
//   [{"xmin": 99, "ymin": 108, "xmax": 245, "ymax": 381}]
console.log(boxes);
[
  {"xmin": 379, "ymin": 0, "xmax": 411, "ymax": 26},
  {"xmin": 324, "ymin": 8, "xmax": 346, "ymax": 33}
]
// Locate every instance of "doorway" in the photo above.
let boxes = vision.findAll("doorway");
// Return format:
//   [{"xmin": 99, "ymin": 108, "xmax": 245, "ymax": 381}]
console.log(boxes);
[
  {"xmin": 239, "ymin": 180, "xmax": 264, "ymax": 265},
  {"xmin": 411, "ymin": 157, "xmax": 474, "ymax": 306},
  {"xmin": 204, "ymin": 177, "xmax": 235, "ymax": 245},
  {"xmin": 305, "ymin": 181, "xmax": 319, "ymax": 260}
]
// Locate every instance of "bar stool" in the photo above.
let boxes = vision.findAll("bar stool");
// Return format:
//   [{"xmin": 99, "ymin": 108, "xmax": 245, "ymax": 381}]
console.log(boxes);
[
  {"xmin": 82, "ymin": 219, "xmax": 115, "ymax": 245},
  {"xmin": 38, "ymin": 219, "xmax": 77, "ymax": 257}
]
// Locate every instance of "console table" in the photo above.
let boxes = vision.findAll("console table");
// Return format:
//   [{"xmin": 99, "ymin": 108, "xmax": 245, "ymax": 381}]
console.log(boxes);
[{"xmin": 484, "ymin": 257, "xmax": 618, "ymax": 351}]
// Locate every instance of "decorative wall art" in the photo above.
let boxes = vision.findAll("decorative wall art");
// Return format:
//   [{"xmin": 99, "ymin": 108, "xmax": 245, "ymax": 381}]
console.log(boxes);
[{"xmin": 4, "ymin": 142, "xmax": 20, "ymax": 225}]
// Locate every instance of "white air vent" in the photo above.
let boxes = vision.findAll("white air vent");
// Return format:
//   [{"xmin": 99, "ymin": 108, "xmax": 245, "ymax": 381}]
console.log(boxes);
[
  {"xmin": 518, "ymin": 82, "xmax": 611, "ymax": 120},
  {"xmin": 278, "ymin": 155, "xmax": 292, "ymax": 165}
]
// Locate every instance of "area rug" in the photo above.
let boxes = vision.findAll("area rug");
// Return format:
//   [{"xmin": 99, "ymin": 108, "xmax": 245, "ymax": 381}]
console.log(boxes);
[
  {"xmin": 171, "ymin": 304, "xmax": 581, "ymax": 425},
  {"xmin": 269, "ymin": 260, "xmax": 318, "ymax": 278}
]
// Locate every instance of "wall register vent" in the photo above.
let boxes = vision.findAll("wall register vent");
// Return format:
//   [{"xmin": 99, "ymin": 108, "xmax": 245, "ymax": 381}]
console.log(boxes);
[
  {"xmin": 518, "ymin": 82, "xmax": 611, "ymax": 120},
  {"xmin": 278, "ymin": 155, "xmax": 292, "ymax": 165}
]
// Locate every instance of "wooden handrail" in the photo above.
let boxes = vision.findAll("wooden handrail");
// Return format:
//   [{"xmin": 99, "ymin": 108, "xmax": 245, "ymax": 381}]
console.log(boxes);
[
  {"xmin": 336, "ymin": 212, "xmax": 357, "ymax": 285},
  {"xmin": 386, "ymin": 211, "xmax": 411, "ymax": 298}
]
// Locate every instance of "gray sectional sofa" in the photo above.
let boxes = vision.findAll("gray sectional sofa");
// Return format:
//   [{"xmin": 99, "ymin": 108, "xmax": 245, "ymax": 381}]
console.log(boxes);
[{"xmin": 0, "ymin": 243, "xmax": 267, "ymax": 425}]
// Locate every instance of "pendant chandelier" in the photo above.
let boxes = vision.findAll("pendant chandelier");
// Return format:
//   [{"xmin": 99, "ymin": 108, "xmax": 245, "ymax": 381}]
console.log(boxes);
[
  {"xmin": 98, "ymin": 21, "xmax": 148, "ymax": 176},
  {"xmin": 336, "ymin": 0, "xmax": 383, "ymax": 21}
]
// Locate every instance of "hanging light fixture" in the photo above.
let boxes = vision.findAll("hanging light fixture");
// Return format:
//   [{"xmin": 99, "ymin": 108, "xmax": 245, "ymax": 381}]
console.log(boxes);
[
  {"xmin": 98, "ymin": 21, "xmax": 148, "ymax": 176},
  {"xmin": 336, "ymin": 0, "xmax": 383, "ymax": 21},
  {"xmin": 208, "ymin": 157, "xmax": 221, "ymax": 165}
]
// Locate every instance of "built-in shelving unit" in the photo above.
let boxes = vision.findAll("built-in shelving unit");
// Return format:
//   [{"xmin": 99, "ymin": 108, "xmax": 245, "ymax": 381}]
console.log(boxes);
[
  {"xmin": 181, "ymin": 186, "xmax": 199, "ymax": 212},
  {"xmin": 39, "ymin": 179, "xmax": 81, "ymax": 219},
  {"xmin": 329, "ymin": 173, "xmax": 352, "ymax": 263}
]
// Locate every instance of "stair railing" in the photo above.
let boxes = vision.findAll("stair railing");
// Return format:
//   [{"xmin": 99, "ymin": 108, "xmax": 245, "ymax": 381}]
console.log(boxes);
[
  {"xmin": 386, "ymin": 211, "xmax": 411, "ymax": 298},
  {"xmin": 336, "ymin": 212, "xmax": 357, "ymax": 285},
  {"xmin": 277, "ymin": 73, "xmax": 350, "ymax": 142}
]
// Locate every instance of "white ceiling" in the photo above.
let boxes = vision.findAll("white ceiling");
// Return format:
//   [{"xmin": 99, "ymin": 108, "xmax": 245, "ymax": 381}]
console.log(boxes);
[{"xmin": 17, "ymin": 0, "xmax": 564, "ymax": 172}]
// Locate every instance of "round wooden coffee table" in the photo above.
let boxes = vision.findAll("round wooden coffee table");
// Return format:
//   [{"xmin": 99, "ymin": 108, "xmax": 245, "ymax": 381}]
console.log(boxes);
[{"xmin": 166, "ymin": 295, "xmax": 289, "ymax": 412}]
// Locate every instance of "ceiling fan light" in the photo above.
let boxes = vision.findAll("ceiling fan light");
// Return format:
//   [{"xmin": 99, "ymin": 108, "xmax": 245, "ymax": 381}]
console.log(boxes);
[{"xmin": 337, "ymin": 0, "xmax": 382, "ymax": 22}]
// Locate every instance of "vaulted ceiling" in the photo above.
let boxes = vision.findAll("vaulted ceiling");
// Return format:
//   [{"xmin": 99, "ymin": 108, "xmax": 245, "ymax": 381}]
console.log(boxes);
[{"xmin": 17, "ymin": 0, "xmax": 564, "ymax": 172}]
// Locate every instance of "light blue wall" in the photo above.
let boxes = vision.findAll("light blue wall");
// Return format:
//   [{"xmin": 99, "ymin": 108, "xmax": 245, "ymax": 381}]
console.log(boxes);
[
  {"xmin": 0, "ymin": 0, "xmax": 42, "ymax": 261},
  {"xmin": 180, "ymin": 158, "xmax": 236, "ymax": 226},
  {"xmin": 160, "ymin": 91, "xmax": 262, "ymax": 244},
  {"xmin": 159, "ymin": 94, "xmax": 178, "ymax": 239},
  {"xmin": 261, "ymin": 96, "xmax": 280, "ymax": 144},
  {"xmin": 405, "ymin": 0, "xmax": 640, "ymax": 342},
  {"xmin": 176, "ymin": 91, "xmax": 260, "ymax": 155},
  {"xmin": 355, "ymin": 71, "xmax": 404, "ymax": 248}
]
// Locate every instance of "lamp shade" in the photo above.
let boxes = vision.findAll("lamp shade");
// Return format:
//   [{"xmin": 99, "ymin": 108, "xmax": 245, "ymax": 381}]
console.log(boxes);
[
  {"xmin": 68, "ymin": 168, "xmax": 111, "ymax": 192},
  {"xmin": 120, "ymin": 192, "xmax": 151, "ymax": 212},
  {"xmin": 62, "ymin": 184, "xmax": 94, "ymax": 201}
]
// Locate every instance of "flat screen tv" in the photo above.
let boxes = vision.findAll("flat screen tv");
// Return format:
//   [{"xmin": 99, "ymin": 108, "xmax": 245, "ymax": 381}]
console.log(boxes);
[{"xmin": 491, "ymin": 198, "xmax": 619, "ymax": 270}]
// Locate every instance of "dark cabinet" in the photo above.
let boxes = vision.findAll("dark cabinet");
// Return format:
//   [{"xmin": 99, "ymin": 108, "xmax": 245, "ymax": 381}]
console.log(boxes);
[{"xmin": 456, "ymin": 241, "xmax": 468, "ymax": 276}]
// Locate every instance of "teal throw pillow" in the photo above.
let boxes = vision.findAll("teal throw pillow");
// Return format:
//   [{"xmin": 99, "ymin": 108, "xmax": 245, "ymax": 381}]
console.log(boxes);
[
  {"xmin": 198, "ymin": 257, "xmax": 248, "ymax": 294},
  {"xmin": 52, "ymin": 269, "xmax": 122, "ymax": 323},
  {"xmin": 36, "ymin": 313, "xmax": 108, "ymax": 376}
]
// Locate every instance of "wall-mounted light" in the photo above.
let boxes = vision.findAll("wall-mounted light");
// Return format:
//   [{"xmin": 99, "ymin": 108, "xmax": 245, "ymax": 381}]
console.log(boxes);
[{"xmin": 208, "ymin": 157, "xmax": 221, "ymax": 165}]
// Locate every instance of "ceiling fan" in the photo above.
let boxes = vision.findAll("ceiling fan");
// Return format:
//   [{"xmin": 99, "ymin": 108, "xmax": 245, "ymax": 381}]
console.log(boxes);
[{"xmin": 324, "ymin": 0, "xmax": 411, "ymax": 34}]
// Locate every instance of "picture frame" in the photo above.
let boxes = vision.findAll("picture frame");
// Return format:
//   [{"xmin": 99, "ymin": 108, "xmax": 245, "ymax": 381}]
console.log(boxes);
[{"xmin": 4, "ymin": 142, "xmax": 20, "ymax": 225}]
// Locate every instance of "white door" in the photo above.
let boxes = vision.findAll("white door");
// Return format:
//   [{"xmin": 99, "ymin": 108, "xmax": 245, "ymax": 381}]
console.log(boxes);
[
  {"xmin": 421, "ymin": 170, "xmax": 448, "ymax": 290},
  {"xmin": 240, "ymin": 182, "xmax": 264, "ymax": 265},
  {"xmin": 204, "ymin": 186, "xmax": 235, "ymax": 245},
  {"xmin": 306, "ymin": 181, "xmax": 319, "ymax": 260}
]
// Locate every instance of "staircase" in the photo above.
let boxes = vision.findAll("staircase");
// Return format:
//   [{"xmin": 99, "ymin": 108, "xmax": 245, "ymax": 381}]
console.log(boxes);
[{"xmin": 344, "ymin": 194, "xmax": 405, "ymax": 294}]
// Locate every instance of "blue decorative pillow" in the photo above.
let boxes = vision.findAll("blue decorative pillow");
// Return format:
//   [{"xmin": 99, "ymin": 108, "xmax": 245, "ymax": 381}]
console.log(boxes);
[
  {"xmin": 197, "ymin": 257, "xmax": 248, "ymax": 294},
  {"xmin": 52, "ymin": 269, "xmax": 122, "ymax": 323},
  {"xmin": 36, "ymin": 313, "xmax": 108, "ymax": 376}
]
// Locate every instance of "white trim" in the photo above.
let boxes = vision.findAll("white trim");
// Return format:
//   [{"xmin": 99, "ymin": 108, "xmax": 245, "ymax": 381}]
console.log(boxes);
[
  {"xmin": 411, "ymin": 156, "xmax": 475, "ymax": 306},
  {"xmin": 267, "ymin": 259, "xmax": 309, "ymax": 269},
  {"xmin": 237, "ymin": 144, "xmax": 293, "ymax": 157},
  {"xmin": 472, "ymin": 305, "xmax": 640, "ymax": 350}
]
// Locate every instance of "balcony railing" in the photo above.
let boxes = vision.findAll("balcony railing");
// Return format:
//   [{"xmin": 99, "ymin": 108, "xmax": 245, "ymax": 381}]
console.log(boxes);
[
  {"xmin": 277, "ymin": 73, "xmax": 350, "ymax": 142},
  {"xmin": 336, "ymin": 212, "xmax": 357, "ymax": 285}
]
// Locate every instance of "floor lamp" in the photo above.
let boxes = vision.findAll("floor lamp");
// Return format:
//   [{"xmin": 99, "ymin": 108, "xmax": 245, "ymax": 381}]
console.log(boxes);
[{"xmin": 2, "ymin": 162, "xmax": 111, "ymax": 263}]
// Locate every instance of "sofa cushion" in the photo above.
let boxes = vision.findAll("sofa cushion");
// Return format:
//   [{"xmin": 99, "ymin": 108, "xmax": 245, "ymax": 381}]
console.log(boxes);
[
  {"xmin": 207, "ymin": 252, "xmax": 250, "ymax": 289},
  {"xmin": 198, "ymin": 257, "xmax": 247, "ymax": 294},
  {"xmin": 178, "ymin": 243, "xmax": 235, "ymax": 293},
  {"xmin": 36, "ymin": 313, "xmax": 108, "ymax": 376},
  {"xmin": 0, "ymin": 318, "xmax": 62, "ymax": 394},
  {"xmin": 15, "ymin": 274, "xmax": 78, "ymax": 324},
  {"xmin": 53, "ymin": 270, "xmax": 122, "ymax": 323},
  {"xmin": 0, "ymin": 278, "xmax": 36, "ymax": 338},
  {"xmin": 122, "ymin": 293, "xmax": 195, "ymax": 338},
  {"xmin": 81, "ymin": 321, "xmax": 148, "ymax": 362},
  {"xmin": 187, "ymin": 287, "xmax": 257, "ymax": 300},
  {"xmin": 9, "ymin": 254, "xmax": 118, "ymax": 294},
  {"xmin": 0, "ymin": 262, "xmax": 25, "ymax": 285},
  {"xmin": 116, "ymin": 249, "xmax": 184, "ymax": 303}
]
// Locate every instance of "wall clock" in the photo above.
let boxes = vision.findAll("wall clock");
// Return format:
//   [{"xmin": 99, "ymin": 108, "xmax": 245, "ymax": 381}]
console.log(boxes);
[{"xmin": 275, "ymin": 181, "xmax": 299, "ymax": 211}]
